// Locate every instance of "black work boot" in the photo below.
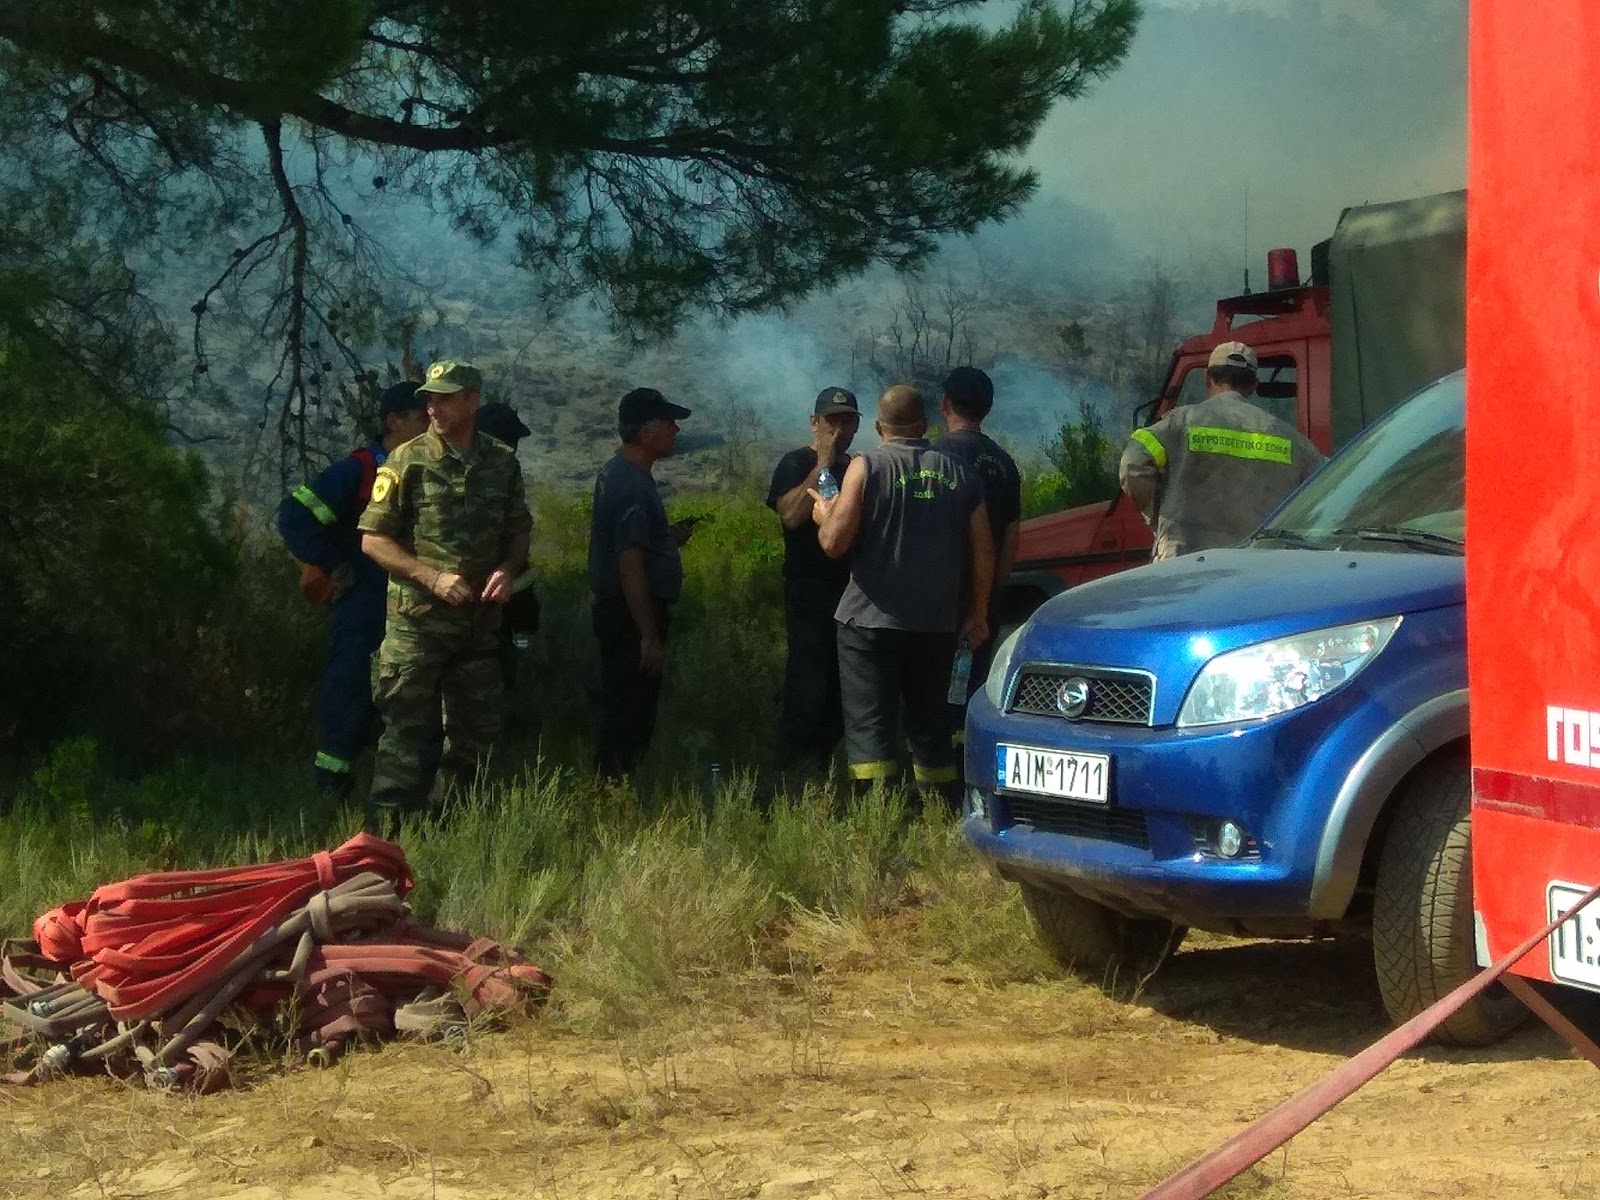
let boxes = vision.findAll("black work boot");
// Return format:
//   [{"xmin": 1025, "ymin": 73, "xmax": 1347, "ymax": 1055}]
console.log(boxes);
[
  {"xmin": 363, "ymin": 801, "xmax": 403, "ymax": 839},
  {"xmin": 314, "ymin": 766, "xmax": 355, "ymax": 801}
]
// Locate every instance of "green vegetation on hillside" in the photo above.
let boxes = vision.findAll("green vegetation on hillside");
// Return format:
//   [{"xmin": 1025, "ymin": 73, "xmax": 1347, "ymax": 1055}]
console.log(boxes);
[{"xmin": 1024, "ymin": 397, "xmax": 1120, "ymax": 517}]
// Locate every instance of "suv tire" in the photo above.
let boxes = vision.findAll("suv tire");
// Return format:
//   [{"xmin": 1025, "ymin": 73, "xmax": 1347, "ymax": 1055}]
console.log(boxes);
[
  {"xmin": 1021, "ymin": 882, "xmax": 1185, "ymax": 983},
  {"xmin": 1372, "ymin": 753, "xmax": 1527, "ymax": 1047}
]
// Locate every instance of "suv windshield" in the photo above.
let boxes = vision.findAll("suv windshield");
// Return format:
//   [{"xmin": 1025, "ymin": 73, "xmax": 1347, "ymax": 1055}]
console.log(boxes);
[{"xmin": 1255, "ymin": 371, "xmax": 1465, "ymax": 553}]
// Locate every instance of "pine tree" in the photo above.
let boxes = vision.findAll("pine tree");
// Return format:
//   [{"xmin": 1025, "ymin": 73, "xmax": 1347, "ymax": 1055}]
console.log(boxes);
[{"xmin": 0, "ymin": 0, "xmax": 1140, "ymax": 465}]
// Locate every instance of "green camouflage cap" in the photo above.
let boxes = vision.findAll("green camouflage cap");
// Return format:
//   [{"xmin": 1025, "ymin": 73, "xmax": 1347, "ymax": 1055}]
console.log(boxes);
[{"xmin": 417, "ymin": 359, "xmax": 484, "ymax": 395}]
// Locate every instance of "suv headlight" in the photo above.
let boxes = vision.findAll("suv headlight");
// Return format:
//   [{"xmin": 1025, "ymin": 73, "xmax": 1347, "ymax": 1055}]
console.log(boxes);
[
  {"xmin": 1176, "ymin": 617, "xmax": 1402, "ymax": 728},
  {"xmin": 983, "ymin": 625, "xmax": 1027, "ymax": 710}
]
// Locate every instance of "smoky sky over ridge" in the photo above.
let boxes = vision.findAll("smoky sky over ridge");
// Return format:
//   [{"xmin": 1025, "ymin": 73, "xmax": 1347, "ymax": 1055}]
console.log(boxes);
[
  {"xmin": 169, "ymin": 0, "xmax": 1471, "ymax": 468},
  {"xmin": 1021, "ymin": 0, "xmax": 1466, "ymax": 286}
]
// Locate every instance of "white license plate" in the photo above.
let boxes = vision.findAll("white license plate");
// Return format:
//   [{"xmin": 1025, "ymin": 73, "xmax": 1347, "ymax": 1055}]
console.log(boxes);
[
  {"xmin": 996, "ymin": 744, "xmax": 1110, "ymax": 804},
  {"xmin": 1548, "ymin": 882, "xmax": 1600, "ymax": 991}
]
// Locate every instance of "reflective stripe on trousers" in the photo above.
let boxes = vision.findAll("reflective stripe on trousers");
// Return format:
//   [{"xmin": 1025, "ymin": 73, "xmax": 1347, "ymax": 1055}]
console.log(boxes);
[{"xmin": 848, "ymin": 760, "xmax": 900, "ymax": 781}]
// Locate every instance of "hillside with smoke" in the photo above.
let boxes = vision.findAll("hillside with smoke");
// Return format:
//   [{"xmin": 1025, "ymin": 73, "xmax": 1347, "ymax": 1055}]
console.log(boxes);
[{"xmin": 169, "ymin": 0, "xmax": 1466, "ymax": 497}]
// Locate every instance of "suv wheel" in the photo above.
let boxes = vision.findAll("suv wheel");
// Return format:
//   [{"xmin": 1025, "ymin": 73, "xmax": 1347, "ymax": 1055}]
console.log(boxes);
[
  {"xmin": 1021, "ymin": 883, "xmax": 1185, "ymax": 983},
  {"xmin": 1372, "ymin": 753, "xmax": 1528, "ymax": 1047}
]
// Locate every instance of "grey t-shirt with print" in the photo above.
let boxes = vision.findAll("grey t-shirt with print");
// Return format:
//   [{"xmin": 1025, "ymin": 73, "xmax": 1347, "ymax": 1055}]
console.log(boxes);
[{"xmin": 834, "ymin": 439, "xmax": 980, "ymax": 633}]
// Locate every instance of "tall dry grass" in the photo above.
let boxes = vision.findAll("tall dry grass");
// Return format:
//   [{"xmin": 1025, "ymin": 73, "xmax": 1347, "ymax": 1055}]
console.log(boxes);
[{"xmin": 0, "ymin": 487, "xmax": 1062, "ymax": 1031}]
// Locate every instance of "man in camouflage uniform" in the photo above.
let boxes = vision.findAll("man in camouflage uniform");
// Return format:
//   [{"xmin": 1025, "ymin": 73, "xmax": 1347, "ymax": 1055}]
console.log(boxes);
[
  {"xmin": 1119, "ymin": 341, "xmax": 1325, "ymax": 560},
  {"xmin": 358, "ymin": 360, "xmax": 532, "ymax": 827}
]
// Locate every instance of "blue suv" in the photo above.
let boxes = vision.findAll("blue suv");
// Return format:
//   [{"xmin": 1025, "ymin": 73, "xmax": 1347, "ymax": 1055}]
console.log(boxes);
[{"xmin": 964, "ymin": 372, "xmax": 1521, "ymax": 1046}]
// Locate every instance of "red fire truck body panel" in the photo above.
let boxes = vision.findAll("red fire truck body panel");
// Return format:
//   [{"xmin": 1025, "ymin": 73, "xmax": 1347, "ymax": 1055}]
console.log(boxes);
[{"xmin": 1467, "ymin": 0, "xmax": 1600, "ymax": 988}]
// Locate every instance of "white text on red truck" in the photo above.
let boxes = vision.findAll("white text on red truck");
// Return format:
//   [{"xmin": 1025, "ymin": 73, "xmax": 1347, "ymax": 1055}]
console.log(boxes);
[{"xmin": 1547, "ymin": 706, "xmax": 1600, "ymax": 768}]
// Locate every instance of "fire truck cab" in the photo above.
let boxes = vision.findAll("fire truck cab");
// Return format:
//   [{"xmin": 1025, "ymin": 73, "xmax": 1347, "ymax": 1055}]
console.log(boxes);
[
  {"xmin": 1002, "ymin": 192, "xmax": 1467, "ymax": 629},
  {"xmin": 1003, "ymin": 279, "xmax": 1330, "ymax": 614}
]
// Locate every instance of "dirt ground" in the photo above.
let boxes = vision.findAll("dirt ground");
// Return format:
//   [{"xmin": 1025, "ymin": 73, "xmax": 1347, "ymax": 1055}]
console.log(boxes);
[{"xmin": 3, "ymin": 937, "xmax": 1596, "ymax": 1200}]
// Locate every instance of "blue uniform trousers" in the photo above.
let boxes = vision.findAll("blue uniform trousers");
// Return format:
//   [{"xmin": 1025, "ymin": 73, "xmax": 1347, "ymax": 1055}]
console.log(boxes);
[{"xmin": 315, "ymin": 583, "xmax": 387, "ymax": 788}]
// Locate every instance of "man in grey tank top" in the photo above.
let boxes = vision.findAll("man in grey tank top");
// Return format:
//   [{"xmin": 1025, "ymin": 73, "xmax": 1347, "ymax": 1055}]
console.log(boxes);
[{"xmin": 810, "ymin": 384, "xmax": 994, "ymax": 810}]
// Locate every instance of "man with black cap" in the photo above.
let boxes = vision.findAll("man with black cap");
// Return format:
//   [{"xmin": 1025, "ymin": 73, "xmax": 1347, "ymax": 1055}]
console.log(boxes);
[
  {"xmin": 588, "ymin": 387, "xmax": 694, "ymax": 780},
  {"xmin": 765, "ymin": 386, "xmax": 861, "ymax": 773},
  {"xmin": 276, "ymin": 378, "xmax": 430, "ymax": 797}
]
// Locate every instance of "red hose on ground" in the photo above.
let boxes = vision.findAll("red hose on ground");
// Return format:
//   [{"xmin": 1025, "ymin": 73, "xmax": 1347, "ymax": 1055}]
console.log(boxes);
[
  {"xmin": 3, "ymin": 834, "xmax": 551, "ymax": 1090},
  {"xmin": 1138, "ymin": 881, "xmax": 1600, "ymax": 1200}
]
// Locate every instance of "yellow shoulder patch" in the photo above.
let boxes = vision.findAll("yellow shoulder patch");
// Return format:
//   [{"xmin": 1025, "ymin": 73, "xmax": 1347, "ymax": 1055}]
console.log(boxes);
[{"xmin": 371, "ymin": 467, "xmax": 398, "ymax": 504}]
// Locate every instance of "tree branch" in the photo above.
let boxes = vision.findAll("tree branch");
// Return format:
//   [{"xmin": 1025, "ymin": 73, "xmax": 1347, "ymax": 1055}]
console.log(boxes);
[
  {"xmin": 0, "ymin": 7, "xmax": 515, "ymax": 152},
  {"xmin": 262, "ymin": 120, "xmax": 311, "ymax": 485},
  {"xmin": 191, "ymin": 224, "xmax": 289, "ymax": 374}
]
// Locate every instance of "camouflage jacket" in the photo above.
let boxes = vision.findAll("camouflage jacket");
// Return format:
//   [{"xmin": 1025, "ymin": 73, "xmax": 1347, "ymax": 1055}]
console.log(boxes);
[{"xmin": 357, "ymin": 427, "xmax": 532, "ymax": 628}]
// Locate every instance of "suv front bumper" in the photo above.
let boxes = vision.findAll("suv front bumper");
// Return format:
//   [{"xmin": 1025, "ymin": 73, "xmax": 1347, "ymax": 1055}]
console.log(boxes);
[{"xmin": 961, "ymin": 682, "xmax": 1394, "ymax": 931}]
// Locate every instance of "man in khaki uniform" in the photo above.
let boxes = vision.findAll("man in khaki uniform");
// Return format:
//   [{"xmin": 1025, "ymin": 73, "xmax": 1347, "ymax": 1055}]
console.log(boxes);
[
  {"xmin": 1119, "ymin": 341, "xmax": 1324, "ymax": 560},
  {"xmin": 358, "ymin": 360, "xmax": 532, "ymax": 827}
]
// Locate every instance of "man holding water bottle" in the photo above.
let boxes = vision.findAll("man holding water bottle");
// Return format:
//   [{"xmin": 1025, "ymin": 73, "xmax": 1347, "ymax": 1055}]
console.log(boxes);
[
  {"xmin": 766, "ymin": 387, "xmax": 861, "ymax": 773},
  {"xmin": 809, "ymin": 384, "xmax": 994, "ymax": 813},
  {"xmin": 932, "ymin": 366, "xmax": 1022, "ymax": 733}
]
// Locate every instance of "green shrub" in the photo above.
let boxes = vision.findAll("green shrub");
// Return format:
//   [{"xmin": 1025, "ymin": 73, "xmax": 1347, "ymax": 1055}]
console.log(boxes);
[
  {"xmin": 1023, "ymin": 398, "xmax": 1119, "ymax": 518},
  {"xmin": 0, "ymin": 332, "xmax": 327, "ymax": 760},
  {"xmin": 0, "ymin": 746, "xmax": 1064, "ymax": 1032}
]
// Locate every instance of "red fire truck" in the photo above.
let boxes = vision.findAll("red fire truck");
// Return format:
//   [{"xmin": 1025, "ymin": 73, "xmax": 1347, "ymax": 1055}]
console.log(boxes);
[
  {"xmin": 1467, "ymin": 0, "xmax": 1600, "ymax": 1025},
  {"xmin": 1000, "ymin": 191, "xmax": 1467, "ymax": 626}
]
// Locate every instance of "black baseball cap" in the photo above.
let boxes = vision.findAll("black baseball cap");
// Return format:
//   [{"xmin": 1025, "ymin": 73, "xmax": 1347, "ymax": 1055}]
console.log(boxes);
[
  {"xmin": 942, "ymin": 366, "xmax": 994, "ymax": 407},
  {"xmin": 476, "ymin": 401, "xmax": 531, "ymax": 444},
  {"xmin": 618, "ymin": 387, "xmax": 691, "ymax": 424},
  {"xmin": 378, "ymin": 380, "xmax": 428, "ymax": 416},
  {"xmin": 813, "ymin": 387, "xmax": 859, "ymax": 418}
]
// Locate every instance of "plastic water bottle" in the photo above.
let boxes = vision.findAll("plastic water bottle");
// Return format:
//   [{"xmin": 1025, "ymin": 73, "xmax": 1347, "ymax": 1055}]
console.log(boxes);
[
  {"xmin": 817, "ymin": 466, "xmax": 840, "ymax": 500},
  {"xmin": 947, "ymin": 635, "xmax": 974, "ymax": 705}
]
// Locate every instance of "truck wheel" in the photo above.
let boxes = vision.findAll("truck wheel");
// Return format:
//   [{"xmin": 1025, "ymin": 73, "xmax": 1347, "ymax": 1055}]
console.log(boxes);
[
  {"xmin": 1021, "ymin": 883, "xmax": 1185, "ymax": 983},
  {"xmin": 1372, "ymin": 754, "xmax": 1527, "ymax": 1047}
]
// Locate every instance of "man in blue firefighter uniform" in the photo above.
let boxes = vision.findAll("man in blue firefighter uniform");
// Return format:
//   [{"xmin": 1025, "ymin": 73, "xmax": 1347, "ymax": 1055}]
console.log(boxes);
[{"xmin": 277, "ymin": 381, "xmax": 431, "ymax": 796}]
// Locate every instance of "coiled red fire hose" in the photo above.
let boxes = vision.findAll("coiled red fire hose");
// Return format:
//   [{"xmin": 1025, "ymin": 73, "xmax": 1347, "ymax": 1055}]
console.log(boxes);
[{"xmin": 2, "ymin": 833, "xmax": 551, "ymax": 1090}]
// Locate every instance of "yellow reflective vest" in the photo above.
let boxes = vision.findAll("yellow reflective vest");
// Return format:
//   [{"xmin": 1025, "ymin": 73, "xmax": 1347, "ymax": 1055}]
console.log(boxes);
[{"xmin": 1118, "ymin": 391, "xmax": 1325, "ymax": 561}]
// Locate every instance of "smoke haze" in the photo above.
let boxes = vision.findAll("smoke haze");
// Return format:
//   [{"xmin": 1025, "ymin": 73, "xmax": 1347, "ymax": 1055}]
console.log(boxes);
[
  {"xmin": 172, "ymin": 0, "xmax": 1471, "ymax": 477},
  {"xmin": 1026, "ymin": 0, "xmax": 1466, "ymax": 285}
]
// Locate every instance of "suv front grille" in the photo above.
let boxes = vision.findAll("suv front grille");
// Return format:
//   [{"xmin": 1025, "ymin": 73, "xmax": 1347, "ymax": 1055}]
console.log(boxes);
[
  {"xmin": 999, "ymin": 797, "xmax": 1151, "ymax": 850},
  {"xmin": 1009, "ymin": 668, "xmax": 1154, "ymax": 725}
]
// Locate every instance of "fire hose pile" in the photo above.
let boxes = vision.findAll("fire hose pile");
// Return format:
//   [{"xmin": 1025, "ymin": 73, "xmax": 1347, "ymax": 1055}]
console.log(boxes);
[{"xmin": 0, "ymin": 833, "xmax": 552, "ymax": 1091}]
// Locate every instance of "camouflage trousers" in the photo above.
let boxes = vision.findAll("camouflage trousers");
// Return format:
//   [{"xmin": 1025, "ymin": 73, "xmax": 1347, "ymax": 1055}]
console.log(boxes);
[{"xmin": 370, "ymin": 616, "xmax": 503, "ymax": 817}]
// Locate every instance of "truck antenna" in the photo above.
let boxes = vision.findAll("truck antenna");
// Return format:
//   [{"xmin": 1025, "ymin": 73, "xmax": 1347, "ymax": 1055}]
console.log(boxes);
[{"xmin": 1242, "ymin": 181, "xmax": 1251, "ymax": 294}]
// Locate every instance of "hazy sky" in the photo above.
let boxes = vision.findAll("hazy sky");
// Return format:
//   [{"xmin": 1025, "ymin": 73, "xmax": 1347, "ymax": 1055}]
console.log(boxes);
[{"xmin": 1022, "ymin": 0, "xmax": 1466, "ymax": 281}]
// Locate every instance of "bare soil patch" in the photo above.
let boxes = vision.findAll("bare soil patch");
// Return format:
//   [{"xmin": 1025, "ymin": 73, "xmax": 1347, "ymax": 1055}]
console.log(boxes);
[{"xmin": 4, "ymin": 937, "xmax": 1596, "ymax": 1199}]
